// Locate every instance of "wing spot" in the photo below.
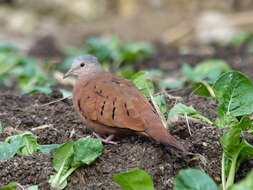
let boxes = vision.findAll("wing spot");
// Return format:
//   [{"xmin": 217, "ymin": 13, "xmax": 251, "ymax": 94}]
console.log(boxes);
[
  {"xmin": 99, "ymin": 90, "xmax": 102, "ymax": 94},
  {"xmin": 87, "ymin": 96, "xmax": 90, "ymax": 99},
  {"xmin": 101, "ymin": 101, "xmax": 106, "ymax": 116},
  {"xmin": 126, "ymin": 110, "xmax": 130, "ymax": 116},
  {"xmin": 106, "ymin": 96, "xmax": 109, "ymax": 99},
  {"xmin": 112, "ymin": 107, "xmax": 116, "ymax": 120},
  {"xmin": 77, "ymin": 99, "xmax": 81, "ymax": 112},
  {"xmin": 94, "ymin": 85, "xmax": 96, "ymax": 89}
]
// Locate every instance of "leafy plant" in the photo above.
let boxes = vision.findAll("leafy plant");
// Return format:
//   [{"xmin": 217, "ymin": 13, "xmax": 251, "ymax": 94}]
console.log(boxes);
[
  {"xmin": 59, "ymin": 36, "xmax": 154, "ymax": 72},
  {"xmin": 113, "ymin": 169, "xmax": 154, "ymax": 190},
  {"xmin": 213, "ymin": 71, "xmax": 253, "ymax": 189},
  {"xmin": 131, "ymin": 71, "xmax": 154, "ymax": 98},
  {"xmin": 0, "ymin": 43, "xmax": 57, "ymax": 94},
  {"xmin": 167, "ymin": 103, "xmax": 212, "ymax": 124},
  {"xmin": 49, "ymin": 137, "xmax": 103, "ymax": 189},
  {"xmin": 0, "ymin": 182, "xmax": 38, "ymax": 190},
  {"xmin": 228, "ymin": 171, "xmax": 253, "ymax": 190},
  {"xmin": 0, "ymin": 182, "xmax": 18, "ymax": 190},
  {"xmin": 0, "ymin": 132, "xmax": 59, "ymax": 159},
  {"xmin": 159, "ymin": 59, "xmax": 231, "ymax": 97},
  {"xmin": 174, "ymin": 168, "xmax": 218, "ymax": 190}
]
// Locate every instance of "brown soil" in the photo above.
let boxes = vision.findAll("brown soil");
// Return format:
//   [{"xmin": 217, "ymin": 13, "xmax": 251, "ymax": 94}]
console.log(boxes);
[{"xmin": 1, "ymin": 42, "xmax": 253, "ymax": 190}]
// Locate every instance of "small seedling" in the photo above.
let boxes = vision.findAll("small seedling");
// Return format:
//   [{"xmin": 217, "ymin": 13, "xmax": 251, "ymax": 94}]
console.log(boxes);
[{"xmin": 49, "ymin": 137, "xmax": 103, "ymax": 189}]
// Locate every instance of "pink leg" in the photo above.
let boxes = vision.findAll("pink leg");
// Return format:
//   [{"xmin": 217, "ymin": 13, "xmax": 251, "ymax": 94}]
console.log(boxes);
[{"xmin": 93, "ymin": 133, "xmax": 118, "ymax": 145}]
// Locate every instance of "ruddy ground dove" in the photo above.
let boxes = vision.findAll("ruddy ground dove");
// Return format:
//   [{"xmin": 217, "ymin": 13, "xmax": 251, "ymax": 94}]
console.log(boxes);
[{"xmin": 64, "ymin": 55, "xmax": 185, "ymax": 152}]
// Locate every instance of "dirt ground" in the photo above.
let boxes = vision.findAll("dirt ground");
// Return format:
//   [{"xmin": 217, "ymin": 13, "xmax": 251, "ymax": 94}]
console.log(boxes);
[{"xmin": 1, "ymin": 42, "xmax": 253, "ymax": 190}]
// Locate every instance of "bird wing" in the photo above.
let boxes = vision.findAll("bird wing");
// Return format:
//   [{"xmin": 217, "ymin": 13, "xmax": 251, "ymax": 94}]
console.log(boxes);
[{"xmin": 76, "ymin": 73, "xmax": 157, "ymax": 132}]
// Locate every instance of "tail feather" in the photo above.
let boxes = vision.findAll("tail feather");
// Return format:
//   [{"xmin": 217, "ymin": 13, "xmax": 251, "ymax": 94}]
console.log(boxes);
[{"xmin": 145, "ymin": 125, "xmax": 185, "ymax": 152}]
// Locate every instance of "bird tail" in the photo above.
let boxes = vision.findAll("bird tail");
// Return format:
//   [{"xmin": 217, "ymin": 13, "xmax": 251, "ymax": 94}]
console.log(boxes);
[{"xmin": 144, "ymin": 125, "xmax": 185, "ymax": 152}]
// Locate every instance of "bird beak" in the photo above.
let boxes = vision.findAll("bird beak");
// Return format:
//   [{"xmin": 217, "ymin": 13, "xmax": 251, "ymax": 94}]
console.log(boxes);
[{"xmin": 63, "ymin": 69, "xmax": 73, "ymax": 79}]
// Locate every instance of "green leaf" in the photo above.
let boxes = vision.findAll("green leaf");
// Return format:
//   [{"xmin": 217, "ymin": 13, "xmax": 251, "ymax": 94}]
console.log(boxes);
[
  {"xmin": 221, "ymin": 127, "xmax": 253, "ymax": 168},
  {"xmin": 113, "ymin": 169, "xmax": 154, "ymax": 190},
  {"xmin": 118, "ymin": 65, "xmax": 135, "ymax": 79},
  {"xmin": 158, "ymin": 77, "xmax": 186, "ymax": 89},
  {"xmin": 50, "ymin": 142, "xmax": 74, "ymax": 190},
  {"xmin": 22, "ymin": 86, "xmax": 52, "ymax": 95},
  {"xmin": 27, "ymin": 185, "xmax": 38, "ymax": 190},
  {"xmin": 214, "ymin": 71, "xmax": 253, "ymax": 117},
  {"xmin": 167, "ymin": 103, "xmax": 212, "ymax": 124},
  {"xmin": 39, "ymin": 144, "xmax": 61, "ymax": 154},
  {"xmin": 231, "ymin": 31, "xmax": 252, "ymax": 46},
  {"xmin": 228, "ymin": 171, "xmax": 253, "ymax": 190},
  {"xmin": 0, "ymin": 53, "xmax": 19, "ymax": 75},
  {"xmin": 72, "ymin": 137, "xmax": 103, "ymax": 167},
  {"xmin": 0, "ymin": 140, "xmax": 21, "ymax": 159},
  {"xmin": 174, "ymin": 168, "xmax": 218, "ymax": 190},
  {"xmin": 6, "ymin": 132, "xmax": 39, "ymax": 155},
  {"xmin": 0, "ymin": 42, "xmax": 17, "ymax": 53},
  {"xmin": 194, "ymin": 59, "xmax": 230, "ymax": 77},
  {"xmin": 53, "ymin": 142, "xmax": 74, "ymax": 172},
  {"xmin": 154, "ymin": 95, "xmax": 167, "ymax": 115},
  {"xmin": 0, "ymin": 182, "xmax": 18, "ymax": 190},
  {"xmin": 191, "ymin": 82, "xmax": 213, "ymax": 97},
  {"xmin": 131, "ymin": 71, "xmax": 154, "ymax": 98},
  {"xmin": 214, "ymin": 115, "xmax": 238, "ymax": 129}
]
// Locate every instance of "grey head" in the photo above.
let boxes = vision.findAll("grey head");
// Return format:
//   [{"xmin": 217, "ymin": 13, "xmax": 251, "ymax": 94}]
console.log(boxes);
[{"xmin": 63, "ymin": 54, "xmax": 104, "ymax": 79}]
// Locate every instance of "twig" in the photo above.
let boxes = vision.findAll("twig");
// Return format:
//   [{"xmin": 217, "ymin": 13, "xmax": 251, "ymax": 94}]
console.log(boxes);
[
  {"xmin": 146, "ymin": 85, "xmax": 167, "ymax": 129},
  {"xmin": 184, "ymin": 113, "xmax": 192, "ymax": 136},
  {"xmin": 31, "ymin": 124, "xmax": 53, "ymax": 131},
  {"xmin": 160, "ymin": 89, "xmax": 183, "ymax": 101},
  {"xmin": 40, "ymin": 96, "xmax": 72, "ymax": 107}
]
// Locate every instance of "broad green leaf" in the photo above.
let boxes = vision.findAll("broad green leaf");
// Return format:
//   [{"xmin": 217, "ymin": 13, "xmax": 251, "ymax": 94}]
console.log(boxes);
[
  {"xmin": 113, "ymin": 169, "xmax": 154, "ymax": 190},
  {"xmin": 174, "ymin": 168, "xmax": 218, "ymax": 190},
  {"xmin": 6, "ymin": 132, "xmax": 39, "ymax": 155},
  {"xmin": 0, "ymin": 182, "xmax": 18, "ymax": 190},
  {"xmin": 213, "ymin": 71, "xmax": 253, "ymax": 117},
  {"xmin": 53, "ymin": 142, "xmax": 74, "ymax": 172},
  {"xmin": 27, "ymin": 185, "xmax": 38, "ymax": 190},
  {"xmin": 228, "ymin": 171, "xmax": 253, "ymax": 190},
  {"xmin": 0, "ymin": 140, "xmax": 21, "ymax": 159},
  {"xmin": 131, "ymin": 71, "xmax": 154, "ymax": 98},
  {"xmin": 39, "ymin": 144, "xmax": 61, "ymax": 154},
  {"xmin": 72, "ymin": 137, "xmax": 103, "ymax": 167},
  {"xmin": 167, "ymin": 103, "xmax": 212, "ymax": 124},
  {"xmin": 194, "ymin": 59, "xmax": 230, "ymax": 76}
]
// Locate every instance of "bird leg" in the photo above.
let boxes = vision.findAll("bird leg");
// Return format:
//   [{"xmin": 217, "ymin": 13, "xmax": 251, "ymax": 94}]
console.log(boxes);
[{"xmin": 93, "ymin": 133, "xmax": 118, "ymax": 144}]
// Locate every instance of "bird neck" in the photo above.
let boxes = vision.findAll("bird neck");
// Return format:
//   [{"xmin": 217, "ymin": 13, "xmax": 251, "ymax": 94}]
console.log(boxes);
[{"xmin": 77, "ymin": 70, "xmax": 105, "ymax": 84}]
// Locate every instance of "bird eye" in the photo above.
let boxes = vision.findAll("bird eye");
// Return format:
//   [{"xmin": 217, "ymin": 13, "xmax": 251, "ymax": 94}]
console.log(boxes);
[{"xmin": 80, "ymin": 63, "xmax": 85, "ymax": 67}]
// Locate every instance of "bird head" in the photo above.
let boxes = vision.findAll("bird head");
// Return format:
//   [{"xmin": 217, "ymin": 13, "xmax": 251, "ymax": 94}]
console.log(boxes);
[{"xmin": 63, "ymin": 54, "xmax": 104, "ymax": 79}]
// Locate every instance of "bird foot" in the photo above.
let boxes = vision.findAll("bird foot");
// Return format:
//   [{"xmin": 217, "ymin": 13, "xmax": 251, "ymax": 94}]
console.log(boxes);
[{"xmin": 93, "ymin": 133, "xmax": 118, "ymax": 145}]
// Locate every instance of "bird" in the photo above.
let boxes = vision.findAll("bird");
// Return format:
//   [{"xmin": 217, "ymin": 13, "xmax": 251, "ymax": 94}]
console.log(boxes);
[{"xmin": 64, "ymin": 54, "xmax": 185, "ymax": 152}]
